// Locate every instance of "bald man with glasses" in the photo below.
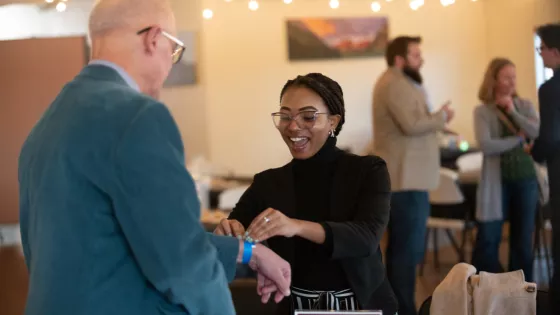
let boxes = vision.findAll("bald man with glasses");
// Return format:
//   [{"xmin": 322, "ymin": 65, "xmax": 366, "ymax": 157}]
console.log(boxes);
[{"xmin": 17, "ymin": 1, "xmax": 291, "ymax": 315}]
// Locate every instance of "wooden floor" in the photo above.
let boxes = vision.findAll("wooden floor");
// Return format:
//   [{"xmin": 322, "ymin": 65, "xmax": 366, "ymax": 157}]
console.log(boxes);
[{"xmin": 0, "ymin": 232, "xmax": 552, "ymax": 315}]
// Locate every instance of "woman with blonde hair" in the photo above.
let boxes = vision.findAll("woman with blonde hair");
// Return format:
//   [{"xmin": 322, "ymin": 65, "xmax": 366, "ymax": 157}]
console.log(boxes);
[{"xmin": 472, "ymin": 58, "xmax": 540, "ymax": 281}]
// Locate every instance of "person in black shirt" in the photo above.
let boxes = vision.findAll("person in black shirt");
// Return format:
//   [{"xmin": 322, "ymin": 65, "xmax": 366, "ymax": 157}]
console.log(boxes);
[
  {"xmin": 214, "ymin": 73, "xmax": 398, "ymax": 315},
  {"xmin": 531, "ymin": 23, "xmax": 560, "ymax": 314}
]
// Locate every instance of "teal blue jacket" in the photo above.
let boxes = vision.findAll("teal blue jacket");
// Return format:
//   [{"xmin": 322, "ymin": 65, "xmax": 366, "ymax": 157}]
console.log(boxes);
[{"xmin": 18, "ymin": 64, "xmax": 240, "ymax": 315}]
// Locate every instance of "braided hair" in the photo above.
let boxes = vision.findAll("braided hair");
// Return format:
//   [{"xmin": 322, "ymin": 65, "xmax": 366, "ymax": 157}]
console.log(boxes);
[{"xmin": 279, "ymin": 73, "xmax": 346, "ymax": 136}]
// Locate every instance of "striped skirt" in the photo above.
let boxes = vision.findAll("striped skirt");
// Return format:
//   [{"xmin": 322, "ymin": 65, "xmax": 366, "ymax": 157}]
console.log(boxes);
[{"xmin": 290, "ymin": 287, "xmax": 360, "ymax": 311}]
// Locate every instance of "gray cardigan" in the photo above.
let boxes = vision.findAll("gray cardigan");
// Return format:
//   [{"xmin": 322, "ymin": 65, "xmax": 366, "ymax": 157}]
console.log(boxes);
[{"xmin": 473, "ymin": 98, "xmax": 540, "ymax": 221}]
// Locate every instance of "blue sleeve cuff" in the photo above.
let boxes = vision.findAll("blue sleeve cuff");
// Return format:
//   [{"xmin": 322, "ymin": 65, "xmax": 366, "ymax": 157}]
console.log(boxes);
[{"xmin": 207, "ymin": 233, "xmax": 240, "ymax": 283}]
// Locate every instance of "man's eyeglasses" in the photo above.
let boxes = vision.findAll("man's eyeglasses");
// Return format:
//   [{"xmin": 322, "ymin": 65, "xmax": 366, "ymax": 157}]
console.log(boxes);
[
  {"xmin": 137, "ymin": 27, "xmax": 185, "ymax": 64},
  {"xmin": 271, "ymin": 110, "xmax": 330, "ymax": 130},
  {"xmin": 536, "ymin": 46, "xmax": 545, "ymax": 54}
]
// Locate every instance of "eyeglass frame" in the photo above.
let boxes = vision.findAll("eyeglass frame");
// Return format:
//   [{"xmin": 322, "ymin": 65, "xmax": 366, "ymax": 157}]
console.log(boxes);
[
  {"xmin": 270, "ymin": 110, "xmax": 334, "ymax": 130},
  {"xmin": 137, "ymin": 27, "xmax": 185, "ymax": 64}
]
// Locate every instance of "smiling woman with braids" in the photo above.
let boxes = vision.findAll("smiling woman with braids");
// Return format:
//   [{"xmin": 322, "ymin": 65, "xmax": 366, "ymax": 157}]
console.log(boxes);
[{"xmin": 214, "ymin": 73, "xmax": 398, "ymax": 314}]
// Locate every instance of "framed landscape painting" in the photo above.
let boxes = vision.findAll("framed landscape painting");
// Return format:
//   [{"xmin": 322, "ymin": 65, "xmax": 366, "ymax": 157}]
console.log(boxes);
[{"xmin": 286, "ymin": 16, "xmax": 389, "ymax": 61}]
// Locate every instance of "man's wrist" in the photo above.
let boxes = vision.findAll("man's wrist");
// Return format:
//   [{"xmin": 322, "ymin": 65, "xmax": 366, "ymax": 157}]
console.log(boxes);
[{"xmin": 236, "ymin": 240, "xmax": 257, "ymax": 264}]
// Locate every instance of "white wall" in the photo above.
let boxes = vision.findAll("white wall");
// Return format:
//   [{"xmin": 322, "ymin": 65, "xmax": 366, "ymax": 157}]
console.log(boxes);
[
  {"xmin": 201, "ymin": 0, "xmax": 489, "ymax": 175},
  {"xmin": 0, "ymin": 3, "xmax": 90, "ymax": 40},
  {"xmin": 163, "ymin": 0, "xmax": 210, "ymax": 160}
]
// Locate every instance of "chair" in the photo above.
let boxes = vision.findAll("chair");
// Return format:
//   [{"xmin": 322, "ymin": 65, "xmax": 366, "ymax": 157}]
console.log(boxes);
[
  {"xmin": 534, "ymin": 202, "xmax": 553, "ymax": 284},
  {"xmin": 456, "ymin": 151, "xmax": 483, "ymax": 173},
  {"xmin": 418, "ymin": 290, "xmax": 551, "ymax": 315},
  {"xmin": 0, "ymin": 245, "xmax": 28, "ymax": 315},
  {"xmin": 456, "ymin": 151, "xmax": 483, "ymax": 185},
  {"xmin": 218, "ymin": 185, "xmax": 250, "ymax": 210},
  {"xmin": 421, "ymin": 168, "xmax": 475, "ymax": 275}
]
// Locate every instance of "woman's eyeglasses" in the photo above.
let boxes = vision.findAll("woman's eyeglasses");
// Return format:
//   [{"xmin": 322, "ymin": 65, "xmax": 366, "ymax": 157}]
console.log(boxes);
[
  {"xmin": 271, "ymin": 110, "xmax": 329, "ymax": 130},
  {"xmin": 137, "ymin": 27, "xmax": 185, "ymax": 64}
]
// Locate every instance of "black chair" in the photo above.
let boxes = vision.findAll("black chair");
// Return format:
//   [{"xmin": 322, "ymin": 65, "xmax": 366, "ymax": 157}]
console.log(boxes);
[
  {"xmin": 419, "ymin": 181, "xmax": 476, "ymax": 276},
  {"xmin": 418, "ymin": 290, "xmax": 551, "ymax": 315}
]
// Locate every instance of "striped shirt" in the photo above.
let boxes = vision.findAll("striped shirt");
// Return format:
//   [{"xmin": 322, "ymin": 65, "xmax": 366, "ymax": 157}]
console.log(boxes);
[{"xmin": 291, "ymin": 287, "xmax": 359, "ymax": 311}]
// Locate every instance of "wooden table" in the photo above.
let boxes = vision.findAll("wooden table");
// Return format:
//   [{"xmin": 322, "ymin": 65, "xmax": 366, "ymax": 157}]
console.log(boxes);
[{"xmin": 201, "ymin": 209, "xmax": 230, "ymax": 231}]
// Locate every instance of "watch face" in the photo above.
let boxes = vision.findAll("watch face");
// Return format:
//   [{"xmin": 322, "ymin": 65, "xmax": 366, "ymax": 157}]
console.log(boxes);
[{"xmin": 294, "ymin": 312, "xmax": 383, "ymax": 315}]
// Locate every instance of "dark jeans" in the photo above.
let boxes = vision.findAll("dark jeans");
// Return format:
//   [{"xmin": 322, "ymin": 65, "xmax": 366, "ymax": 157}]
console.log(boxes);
[
  {"xmin": 386, "ymin": 191, "xmax": 430, "ymax": 315},
  {"xmin": 472, "ymin": 178, "xmax": 539, "ymax": 282}
]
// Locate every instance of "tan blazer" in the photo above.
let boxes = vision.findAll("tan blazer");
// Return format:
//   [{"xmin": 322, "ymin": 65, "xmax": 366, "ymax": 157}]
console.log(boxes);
[
  {"xmin": 431, "ymin": 263, "xmax": 537, "ymax": 315},
  {"xmin": 372, "ymin": 68, "xmax": 446, "ymax": 192}
]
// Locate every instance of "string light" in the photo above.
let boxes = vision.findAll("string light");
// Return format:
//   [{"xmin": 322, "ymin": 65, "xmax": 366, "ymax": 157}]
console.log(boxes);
[
  {"xmin": 248, "ymin": 0, "xmax": 259, "ymax": 10},
  {"xmin": 55, "ymin": 1, "xmax": 66, "ymax": 11},
  {"xmin": 329, "ymin": 0, "xmax": 339, "ymax": 9},
  {"xmin": 203, "ymin": 8, "xmax": 214, "ymax": 19},
  {"xmin": 410, "ymin": 0, "xmax": 424, "ymax": 10},
  {"xmin": 200, "ymin": 0, "xmax": 478, "ymax": 20}
]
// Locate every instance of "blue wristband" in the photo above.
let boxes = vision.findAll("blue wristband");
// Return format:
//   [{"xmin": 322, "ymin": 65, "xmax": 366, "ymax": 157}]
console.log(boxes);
[{"xmin": 242, "ymin": 241, "xmax": 254, "ymax": 264}]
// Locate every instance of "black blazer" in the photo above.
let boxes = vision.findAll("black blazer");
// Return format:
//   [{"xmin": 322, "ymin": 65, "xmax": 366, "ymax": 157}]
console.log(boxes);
[
  {"xmin": 229, "ymin": 151, "xmax": 398, "ymax": 314},
  {"xmin": 533, "ymin": 69, "xmax": 560, "ymax": 164}
]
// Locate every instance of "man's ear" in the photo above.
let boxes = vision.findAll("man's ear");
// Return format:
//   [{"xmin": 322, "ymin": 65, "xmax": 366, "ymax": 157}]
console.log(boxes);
[
  {"xmin": 141, "ymin": 26, "xmax": 162, "ymax": 55},
  {"xmin": 394, "ymin": 55, "xmax": 405, "ymax": 67}
]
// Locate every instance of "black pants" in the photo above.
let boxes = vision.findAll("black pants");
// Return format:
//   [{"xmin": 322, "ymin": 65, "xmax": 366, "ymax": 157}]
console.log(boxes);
[{"xmin": 550, "ymin": 193, "xmax": 560, "ymax": 314}]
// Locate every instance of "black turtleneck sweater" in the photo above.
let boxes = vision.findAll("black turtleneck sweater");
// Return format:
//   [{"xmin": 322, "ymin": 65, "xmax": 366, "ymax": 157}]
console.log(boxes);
[{"xmin": 291, "ymin": 137, "xmax": 350, "ymax": 290}]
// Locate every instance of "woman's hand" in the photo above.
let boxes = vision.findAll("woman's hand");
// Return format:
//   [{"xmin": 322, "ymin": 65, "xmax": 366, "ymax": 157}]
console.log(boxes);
[
  {"xmin": 246, "ymin": 208, "xmax": 301, "ymax": 243},
  {"xmin": 523, "ymin": 142, "xmax": 534, "ymax": 154},
  {"xmin": 214, "ymin": 219, "xmax": 246, "ymax": 238},
  {"xmin": 496, "ymin": 95, "xmax": 514, "ymax": 112}
]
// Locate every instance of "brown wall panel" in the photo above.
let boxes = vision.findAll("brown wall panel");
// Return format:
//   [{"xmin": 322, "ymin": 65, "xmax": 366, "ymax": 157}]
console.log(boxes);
[{"xmin": 0, "ymin": 36, "xmax": 87, "ymax": 224}]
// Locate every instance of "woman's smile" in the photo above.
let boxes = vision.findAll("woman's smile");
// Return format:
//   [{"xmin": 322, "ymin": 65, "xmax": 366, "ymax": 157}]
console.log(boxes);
[{"xmin": 288, "ymin": 136, "xmax": 310, "ymax": 152}]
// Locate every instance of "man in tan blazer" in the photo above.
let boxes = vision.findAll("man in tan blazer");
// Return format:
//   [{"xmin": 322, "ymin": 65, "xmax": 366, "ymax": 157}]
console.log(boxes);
[{"xmin": 372, "ymin": 36, "xmax": 454, "ymax": 315}]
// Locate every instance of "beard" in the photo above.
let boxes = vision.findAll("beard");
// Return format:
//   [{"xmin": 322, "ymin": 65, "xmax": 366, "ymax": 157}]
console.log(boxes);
[{"xmin": 403, "ymin": 65, "xmax": 423, "ymax": 85}]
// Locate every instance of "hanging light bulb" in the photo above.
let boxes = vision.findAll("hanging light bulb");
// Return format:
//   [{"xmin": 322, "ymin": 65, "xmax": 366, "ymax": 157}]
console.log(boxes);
[
  {"xmin": 202, "ymin": 9, "xmax": 214, "ymax": 19},
  {"xmin": 284, "ymin": 0, "xmax": 293, "ymax": 3},
  {"xmin": 441, "ymin": 0, "xmax": 455, "ymax": 6},
  {"xmin": 55, "ymin": 1, "xmax": 66, "ymax": 12},
  {"xmin": 409, "ymin": 0, "xmax": 424, "ymax": 10},
  {"xmin": 45, "ymin": 0, "xmax": 54, "ymax": 3},
  {"xmin": 371, "ymin": 1, "xmax": 381, "ymax": 12},
  {"xmin": 329, "ymin": 0, "xmax": 339, "ymax": 9},
  {"xmin": 248, "ymin": 0, "xmax": 259, "ymax": 10}
]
